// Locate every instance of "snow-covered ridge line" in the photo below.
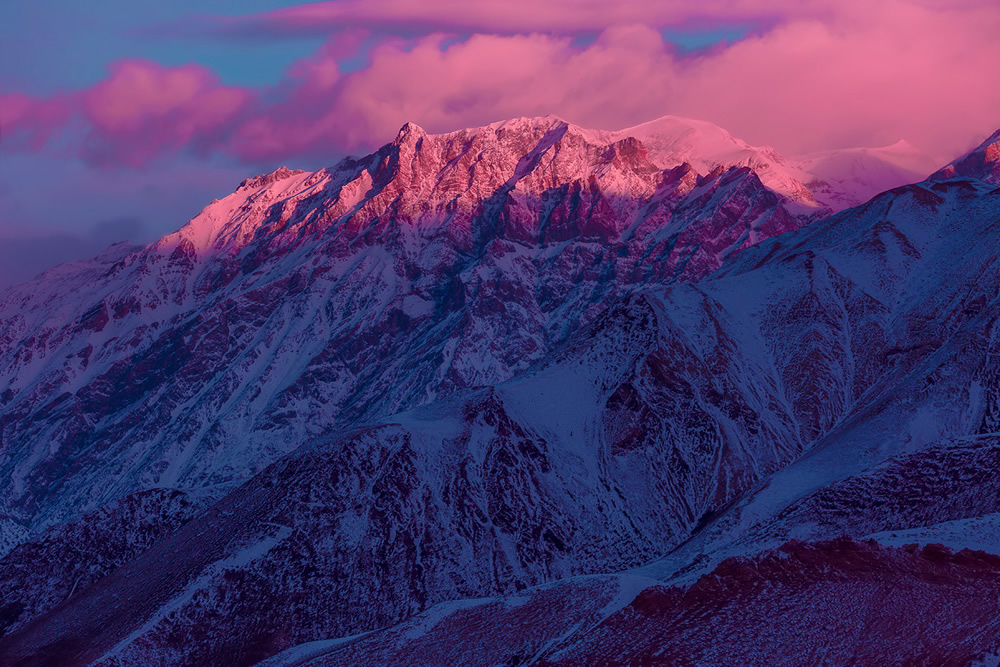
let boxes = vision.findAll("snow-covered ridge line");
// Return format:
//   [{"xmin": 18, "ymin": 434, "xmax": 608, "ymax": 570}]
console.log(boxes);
[
  {"xmin": 410, "ymin": 114, "xmax": 940, "ymax": 211},
  {"xmin": 162, "ymin": 113, "xmax": 941, "ymax": 262}
]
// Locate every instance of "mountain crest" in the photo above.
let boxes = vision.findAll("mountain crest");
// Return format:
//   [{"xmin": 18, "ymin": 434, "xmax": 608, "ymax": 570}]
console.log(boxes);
[
  {"xmin": 931, "ymin": 128, "xmax": 1000, "ymax": 184},
  {"xmin": 237, "ymin": 166, "xmax": 306, "ymax": 191}
]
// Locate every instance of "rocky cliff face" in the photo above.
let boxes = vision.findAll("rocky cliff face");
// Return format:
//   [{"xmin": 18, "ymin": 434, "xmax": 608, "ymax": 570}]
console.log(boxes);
[{"xmin": 2, "ymin": 118, "xmax": 998, "ymax": 666}]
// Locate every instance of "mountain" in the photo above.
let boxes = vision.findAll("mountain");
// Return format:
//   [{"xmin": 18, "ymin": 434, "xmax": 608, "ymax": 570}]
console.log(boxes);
[
  {"xmin": 0, "ymin": 115, "xmax": 820, "ymax": 658},
  {"xmin": 587, "ymin": 115, "xmax": 940, "ymax": 211},
  {"xmin": 932, "ymin": 129, "xmax": 1000, "ymax": 185},
  {"xmin": 0, "ymin": 116, "xmax": 993, "ymax": 665},
  {"xmin": 796, "ymin": 139, "xmax": 941, "ymax": 210},
  {"xmin": 0, "ymin": 116, "xmax": 817, "ymax": 557}
]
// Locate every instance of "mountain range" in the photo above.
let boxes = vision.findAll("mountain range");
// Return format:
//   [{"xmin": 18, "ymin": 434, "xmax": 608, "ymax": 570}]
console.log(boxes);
[{"xmin": 1, "ymin": 114, "xmax": 999, "ymax": 665}]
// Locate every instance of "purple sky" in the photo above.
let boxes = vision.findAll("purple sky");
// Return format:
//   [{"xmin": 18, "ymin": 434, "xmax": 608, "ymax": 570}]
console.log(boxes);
[{"xmin": 1, "ymin": 1, "xmax": 998, "ymax": 286}]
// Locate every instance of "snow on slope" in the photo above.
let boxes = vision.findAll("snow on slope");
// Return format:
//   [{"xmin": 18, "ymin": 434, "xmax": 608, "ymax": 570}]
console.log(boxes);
[
  {"xmin": 263, "ymin": 539, "xmax": 1000, "ymax": 666},
  {"xmin": 867, "ymin": 512, "xmax": 1000, "ymax": 555},
  {"xmin": 0, "ymin": 117, "xmax": 988, "ymax": 665},
  {"xmin": 605, "ymin": 115, "xmax": 939, "ymax": 211},
  {"xmin": 257, "ymin": 574, "xmax": 659, "ymax": 667},
  {"xmin": 797, "ymin": 139, "xmax": 941, "ymax": 210}
]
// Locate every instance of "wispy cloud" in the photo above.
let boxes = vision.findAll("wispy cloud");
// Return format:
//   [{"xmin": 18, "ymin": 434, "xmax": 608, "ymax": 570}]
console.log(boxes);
[
  {"xmin": 81, "ymin": 60, "xmax": 251, "ymax": 167},
  {"xmin": 151, "ymin": 0, "xmax": 782, "ymax": 39}
]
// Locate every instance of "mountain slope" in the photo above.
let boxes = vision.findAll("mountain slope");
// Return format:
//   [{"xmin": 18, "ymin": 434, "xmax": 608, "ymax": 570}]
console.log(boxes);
[
  {"xmin": 639, "ymin": 175, "xmax": 1000, "ymax": 584},
  {"xmin": 258, "ymin": 540, "xmax": 1000, "ymax": 667},
  {"xmin": 0, "ymin": 116, "xmax": 818, "ymax": 555},
  {"xmin": 932, "ymin": 129, "xmax": 1000, "ymax": 185},
  {"xmin": 8, "ymin": 172, "xmax": 1000, "ymax": 663},
  {"xmin": 0, "ymin": 287, "xmax": 805, "ymax": 663},
  {"xmin": 0, "ymin": 118, "xmax": 990, "ymax": 665}
]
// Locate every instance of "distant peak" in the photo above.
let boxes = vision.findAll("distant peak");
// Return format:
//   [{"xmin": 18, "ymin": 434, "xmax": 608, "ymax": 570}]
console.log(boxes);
[
  {"xmin": 881, "ymin": 139, "xmax": 916, "ymax": 152},
  {"xmin": 238, "ymin": 166, "xmax": 306, "ymax": 191},
  {"xmin": 618, "ymin": 114, "xmax": 738, "ymax": 139}
]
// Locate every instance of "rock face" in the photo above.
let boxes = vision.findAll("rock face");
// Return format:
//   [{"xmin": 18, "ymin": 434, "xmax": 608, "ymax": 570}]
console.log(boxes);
[{"xmin": 1, "ymin": 116, "xmax": 998, "ymax": 665}]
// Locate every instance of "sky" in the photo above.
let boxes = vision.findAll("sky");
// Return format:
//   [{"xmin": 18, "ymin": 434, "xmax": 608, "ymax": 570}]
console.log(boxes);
[{"xmin": 1, "ymin": 0, "xmax": 999, "ymax": 285}]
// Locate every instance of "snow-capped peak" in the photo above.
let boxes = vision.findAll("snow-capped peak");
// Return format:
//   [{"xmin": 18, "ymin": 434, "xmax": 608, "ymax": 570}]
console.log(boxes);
[
  {"xmin": 112, "ymin": 114, "xmax": 955, "ymax": 265},
  {"xmin": 796, "ymin": 139, "xmax": 941, "ymax": 210}
]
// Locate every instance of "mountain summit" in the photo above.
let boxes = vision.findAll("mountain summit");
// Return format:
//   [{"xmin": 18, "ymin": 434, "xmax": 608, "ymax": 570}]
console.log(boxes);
[{"xmin": 149, "ymin": 115, "xmax": 940, "ymax": 265}]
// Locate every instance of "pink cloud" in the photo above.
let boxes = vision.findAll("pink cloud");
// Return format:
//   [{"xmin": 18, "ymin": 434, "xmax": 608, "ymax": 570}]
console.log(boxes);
[
  {"xmin": 220, "ymin": 39, "xmax": 355, "ymax": 163},
  {"xmin": 170, "ymin": 0, "xmax": 1000, "ymax": 42},
  {"xmin": 673, "ymin": 1, "xmax": 1000, "ymax": 156},
  {"xmin": 291, "ymin": 27, "xmax": 679, "ymax": 152},
  {"xmin": 79, "ymin": 60, "xmax": 251, "ymax": 167},
  {"xmin": 170, "ymin": 0, "xmax": 776, "ymax": 38},
  {"xmin": 2, "ymin": 0, "xmax": 998, "ymax": 168},
  {"xmin": 0, "ymin": 92, "xmax": 72, "ymax": 150},
  {"xmin": 220, "ymin": 2, "xmax": 999, "ymax": 162}
]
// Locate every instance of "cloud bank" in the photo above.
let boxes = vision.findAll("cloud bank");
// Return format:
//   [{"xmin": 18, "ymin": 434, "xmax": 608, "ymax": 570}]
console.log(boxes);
[{"xmin": 2, "ymin": 0, "xmax": 998, "ymax": 167}]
